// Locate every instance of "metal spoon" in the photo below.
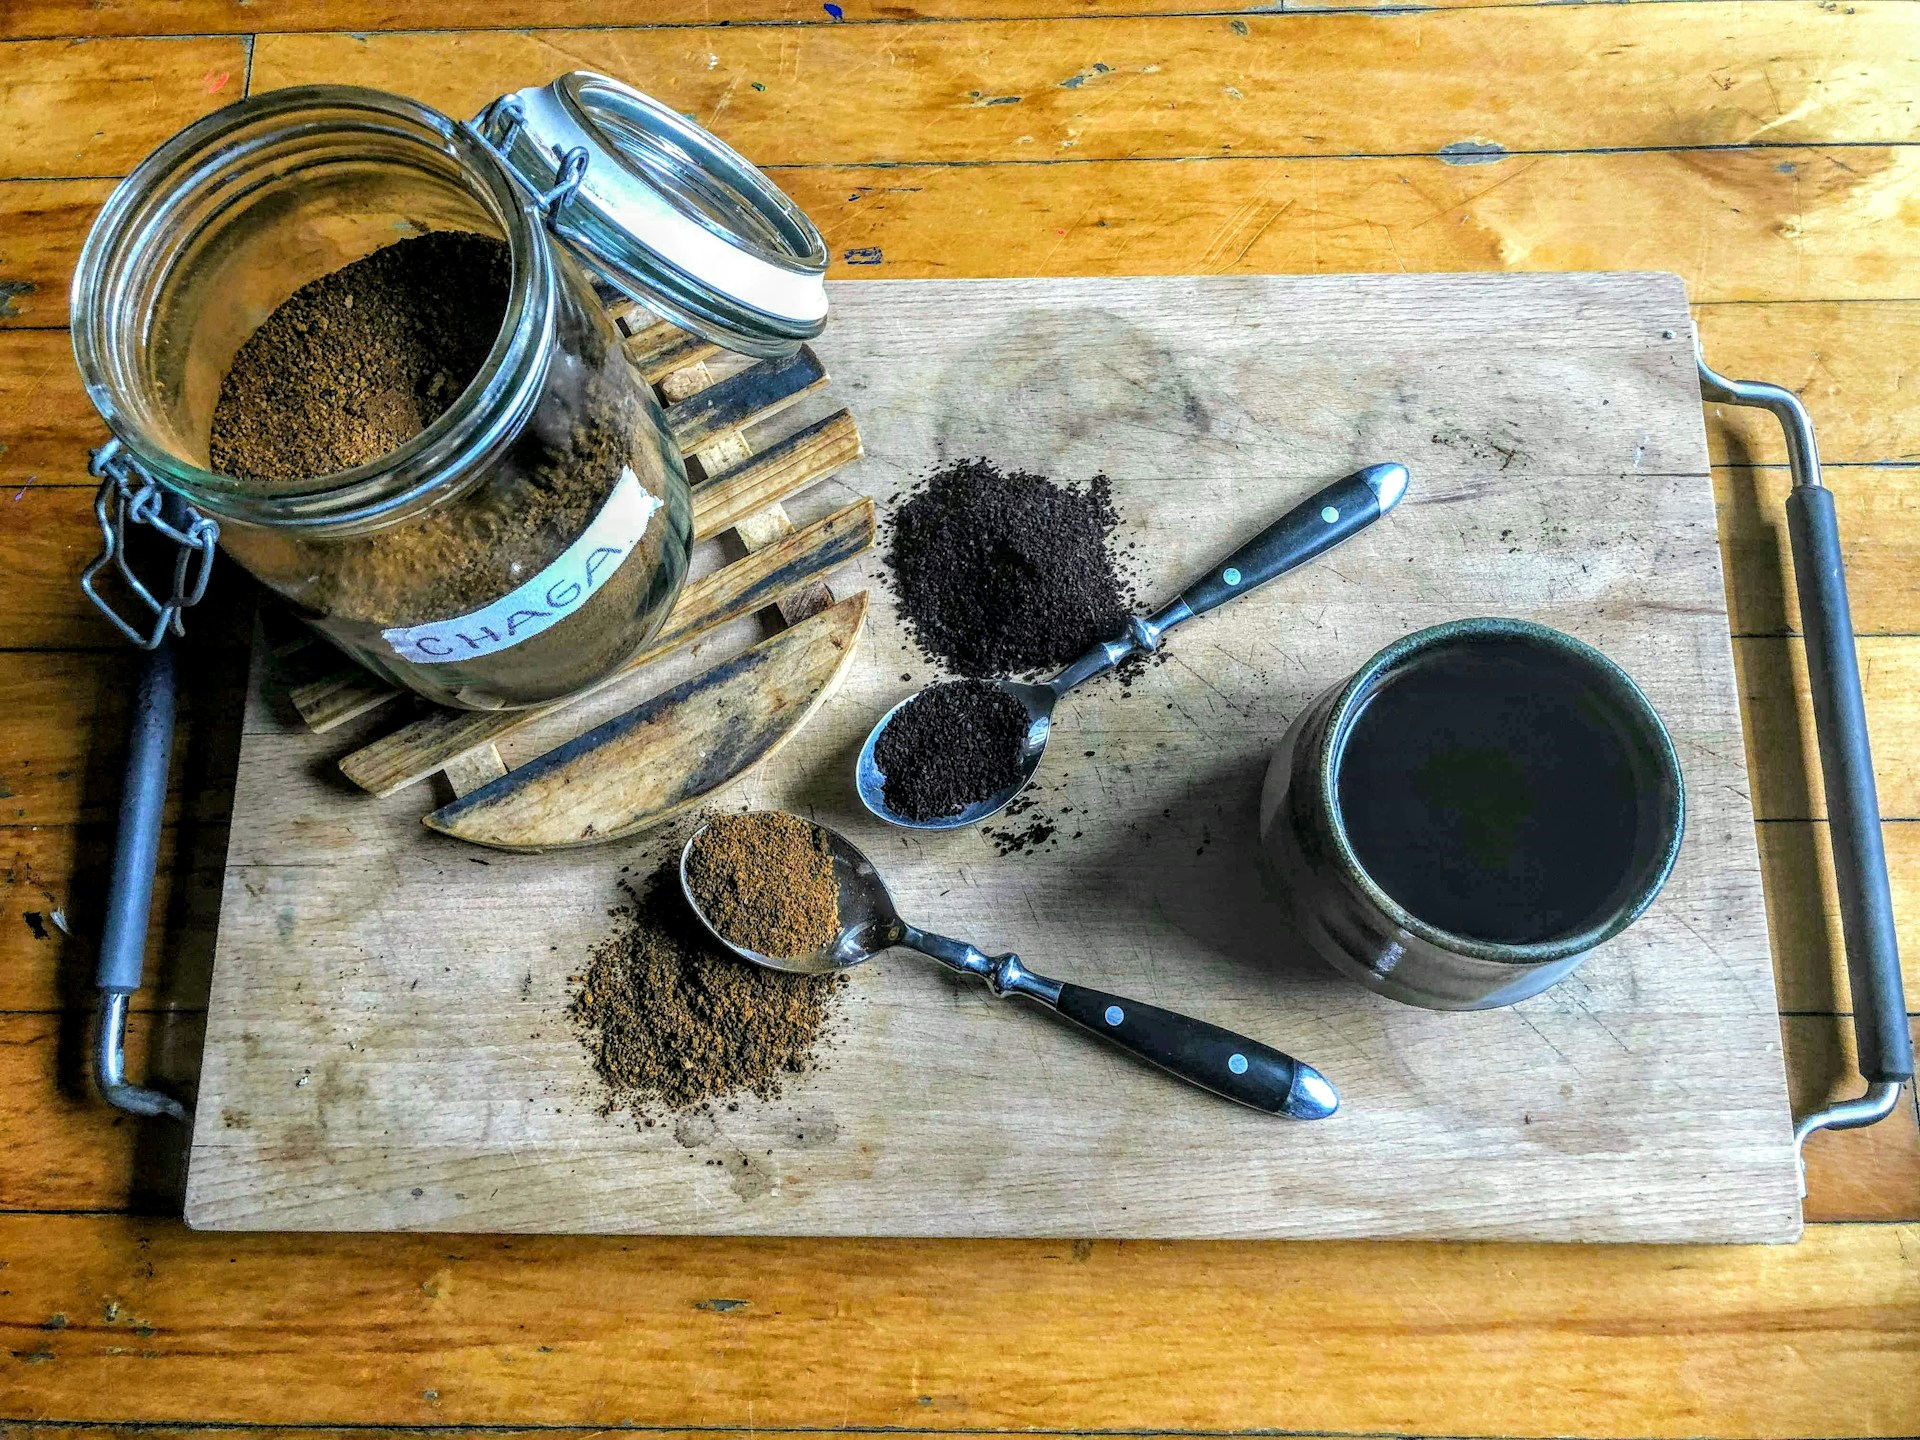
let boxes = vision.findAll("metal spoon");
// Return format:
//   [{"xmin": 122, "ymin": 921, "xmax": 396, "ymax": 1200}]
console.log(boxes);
[
  {"xmin": 679, "ymin": 815, "xmax": 1340, "ymax": 1119},
  {"xmin": 857, "ymin": 461, "xmax": 1411, "ymax": 830}
]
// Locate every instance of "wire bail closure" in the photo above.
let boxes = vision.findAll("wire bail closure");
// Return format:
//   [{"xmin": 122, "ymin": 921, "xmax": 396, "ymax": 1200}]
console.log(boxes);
[
  {"xmin": 81, "ymin": 438, "xmax": 220, "ymax": 649},
  {"xmin": 466, "ymin": 95, "xmax": 590, "ymax": 220}
]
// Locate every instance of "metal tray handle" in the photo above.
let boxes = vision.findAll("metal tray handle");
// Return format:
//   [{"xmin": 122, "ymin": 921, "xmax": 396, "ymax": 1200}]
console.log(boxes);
[{"xmin": 1698, "ymin": 354, "xmax": 1913, "ymax": 1184}]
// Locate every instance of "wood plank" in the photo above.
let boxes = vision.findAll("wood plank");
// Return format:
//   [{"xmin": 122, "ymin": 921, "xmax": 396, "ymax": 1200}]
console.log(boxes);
[
  {"xmin": 1789, "ymin": 1013, "xmax": 1920, "ymax": 1222},
  {"xmin": 0, "ymin": 0, "xmax": 1784, "ymax": 39},
  {"xmin": 1698, "ymin": 300, "xmax": 1920, "ymax": 468},
  {"xmin": 0, "ymin": 822, "xmax": 223, "ymax": 1013},
  {"xmin": 0, "ymin": 38, "xmax": 251, "ymax": 181},
  {"xmin": 662, "ymin": 347, "xmax": 829, "ymax": 454},
  {"xmin": 1761, "ymin": 820, "xmax": 1920, "ymax": 1011},
  {"xmin": 0, "ymin": 1214, "xmax": 1915, "ymax": 1434},
  {"xmin": 1735, "ymin": 634, "xmax": 1920, "ymax": 821},
  {"xmin": 0, "ymin": 648, "xmax": 243, "ymax": 832},
  {"xmin": 767, "ymin": 147, "xmax": 1920, "ymax": 304},
  {"xmin": 0, "ymin": 178, "xmax": 109, "ymax": 328},
  {"xmin": 0, "ymin": 1011, "xmax": 200, "ymax": 1213},
  {"xmin": 422, "ymin": 591, "xmax": 868, "ymax": 849},
  {"xmin": 1717, "ymin": 464, "xmax": 1920, "ymax": 637},
  {"xmin": 6, "ymin": 155, "xmax": 1919, "ymax": 339},
  {"xmin": 249, "ymin": 7, "xmax": 1920, "ymax": 164}
]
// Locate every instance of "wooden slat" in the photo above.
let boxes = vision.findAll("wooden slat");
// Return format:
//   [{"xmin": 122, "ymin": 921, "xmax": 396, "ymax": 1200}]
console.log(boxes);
[
  {"xmin": 0, "ymin": 822, "xmax": 223, "ymax": 1013},
  {"xmin": 287, "ymin": 666, "xmax": 399, "ymax": 734},
  {"xmin": 249, "ymin": 8, "xmax": 1920, "ymax": 164},
  {"xmin": 1761, "ymin": 820, "xmax": 1920, "ymax": 1011},
  {"xmin": 662, "ymin": 347, "xmax": 829, "ymax": 455},
  {"xmin": 623, "ymin": 318, "xmax": 725, "ymax": 384},
  {"xmin": 0, "ymin": 38, "xmax": 251, "ymax": 180},
  {"xmin": 1735, "ymin": 634, "xmax": 1920, "ymax": 821},
  {"xmin": 339, "ymin": 496, "xmax": 872, "ymax": 796},
  {"xmin": 688, "ymin": 409, "xmax": 864, "ymax": 535},
  {"xmin": 1698, "ymin": 300, "xmax": 1920, "ymax": 468},
  {"xmin": 1789, "ymin": 1013, "xmax": 1920, "ymax": 1222},
  {"xmin": 0, "ymin": 1214, "xmax": 1912, "ymax": 1433},
  {"xmin": 423, "ymin": 591, "xmax": 868, "ymax": 849}
]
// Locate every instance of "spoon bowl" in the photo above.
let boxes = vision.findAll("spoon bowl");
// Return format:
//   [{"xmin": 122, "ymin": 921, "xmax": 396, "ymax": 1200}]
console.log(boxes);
[
  {"xmin": 680, "ymin": 817, "xmax": 901, "ymax": 975},
  {"xmin": 855, "ymin": 679, "xmax": 1055, "ymax": 829}
]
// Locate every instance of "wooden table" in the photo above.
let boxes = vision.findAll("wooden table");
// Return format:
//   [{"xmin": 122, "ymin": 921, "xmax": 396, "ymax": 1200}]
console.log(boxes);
[{"xmin": 1, "ymin": 2, "xmax": 1915, "ymax": 1433}]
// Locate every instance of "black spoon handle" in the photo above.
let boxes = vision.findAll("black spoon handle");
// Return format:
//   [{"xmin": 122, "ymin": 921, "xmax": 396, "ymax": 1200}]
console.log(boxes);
[
  {"xmin": 897, "ymin": 926, "xmax": 1338, "ymax": 1119},
  {"xmin": 1050, "ymin": 983, "xmax": 1338, "ymax": 1119},
  {"xmin": 1175, "ymin": 462, "xmax": 1409, "ymax": 622}
]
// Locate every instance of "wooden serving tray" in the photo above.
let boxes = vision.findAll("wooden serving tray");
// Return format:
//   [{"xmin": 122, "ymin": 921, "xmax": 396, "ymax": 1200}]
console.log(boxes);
[{"xmin": 187, "ymin": 273, "xmax": 1801, "ymax": 1242}]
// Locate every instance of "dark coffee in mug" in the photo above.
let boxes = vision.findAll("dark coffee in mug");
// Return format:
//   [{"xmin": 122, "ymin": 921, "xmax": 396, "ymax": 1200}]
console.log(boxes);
[
  {"xmin": 1258, "ymin": 618, "xmax": 1685, "ymax": 1010},
  {"xmin": 1335, "ymin": 638, "xmax": 1648, "ymax": 946}
]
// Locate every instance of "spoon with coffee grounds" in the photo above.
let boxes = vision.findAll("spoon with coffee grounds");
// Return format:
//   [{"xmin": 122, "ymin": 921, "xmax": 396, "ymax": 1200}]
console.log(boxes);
[
  {"xmin": 679, "ymin": 814, "xmax": 1340, "ymax": 1119},
  {"xmin": 858, "ymin": 462, "xmax": 1411, "ymax": 830}
]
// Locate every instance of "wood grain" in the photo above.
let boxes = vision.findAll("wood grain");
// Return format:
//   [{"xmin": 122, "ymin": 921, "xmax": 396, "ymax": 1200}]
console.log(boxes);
[
  {"xmin": 0, "ymin": 38, "xmax": 251, "ymax": 180},
  {"xmin": 0, "ymin": 1215, "xmax": 1915, "ymax": 1434},
  {"xmin": 1736, "ymin": 634, "xmax": 1920, "ymax": 821},
  {"xmin": 1698, "ymin": 300, "xmax": 1920, "ymax": 467},
  {"xmin": 1788, "ymin": 1013, "xmax": 1920, "ymax": 1221},
  {"xmin": 7, "ymin": 154, "xmax": 1919, "ymax": 335},
  {"xmin": 0, "ymin": 822, "xmax": 224, "ymax": 1013},
  {"xmin": 0, "ymin": 178, "xmax": 109, "ymax": 328},
  {"xmin": 191, "ymin": 274, "xmax": 1801, "ymax": 1241},
  {"xmin": 421, "ymin": 591, "xmax": 869, "ymax": 849},
  {"xmin": 247, "ymin": 8, "xmax": 1920, "ymax": 164},
  {"xmin": 1717, "ymin": 464, "xmax": 1920, "ymax": 637},
  {"xmin": 0, "ymin": 0, "xmax": 1792, "ymax": 40},
  {"xmin": 1762, "ymin": 820, "xmax": 1920, "ymax": 1011}
]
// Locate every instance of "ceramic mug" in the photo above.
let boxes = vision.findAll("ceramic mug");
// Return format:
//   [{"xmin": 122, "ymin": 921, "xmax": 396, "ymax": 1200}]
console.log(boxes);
[{"xmin": 1258, "ymin": 618, "xmax": 1686, "ymax": 1010}]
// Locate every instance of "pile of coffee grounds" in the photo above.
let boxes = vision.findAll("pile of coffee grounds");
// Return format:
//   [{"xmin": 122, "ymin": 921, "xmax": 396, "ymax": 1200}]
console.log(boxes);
[
  {"xmin": 874, "ymin": 679, "xmax": 1028, "ymax": 821},
  {"xmin": 886, "ymin": 459, "xmax": 1131, "ymax": 675},
  {"xmin": 570, "ymin": 861, "xmax": 843, "ymax": 1119},
  {"xmin": 205, "ymin": 230, "xmax": 689, "ymax": 707},
  {"xmin": 210, "ymin": 231, "xmax": 510, "ymax": 483},
  {"xmin": 684, "ymin": 811, "xmax": 841, "ymax": 960}
]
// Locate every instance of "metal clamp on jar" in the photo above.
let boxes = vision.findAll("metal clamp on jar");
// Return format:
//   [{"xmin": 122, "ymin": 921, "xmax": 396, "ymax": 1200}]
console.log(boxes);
[{"xmin": 72, "ymin": 71, "xmax": 828, "ymax": 710}]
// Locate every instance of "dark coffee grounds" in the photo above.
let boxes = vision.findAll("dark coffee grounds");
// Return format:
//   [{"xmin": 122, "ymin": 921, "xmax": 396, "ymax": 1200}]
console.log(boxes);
[
  {"xmin": 209, "ymin": 231, "xmax": 510, "ymax": 483},
  {"xmin": 685, "ymin": 811, "xmax": 841, "ymax": 960},
  {"xmin": 874, "ymin": 678, "xmax": 1028, "ymax": 821},
  {"xmin": 886, "ymin": 459, "xmax": 1131, "ymax": 676},
  {"xmin": 570, "ymin": 861, "xmax": 843, "ymax": 1119}
]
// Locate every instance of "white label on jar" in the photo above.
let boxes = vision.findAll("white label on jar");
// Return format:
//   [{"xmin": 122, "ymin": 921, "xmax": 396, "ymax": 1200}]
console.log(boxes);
[{"xmin": 380, "ymin": 466, "xmax": 663, "ymax": 666}]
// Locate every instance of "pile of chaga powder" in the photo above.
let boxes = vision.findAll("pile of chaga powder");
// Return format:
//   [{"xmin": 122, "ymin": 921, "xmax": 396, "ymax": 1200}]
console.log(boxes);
[
  {"xmin": 683, "ymin": 811, "xmax": 842, "ymax": 960},
  {"xmin": 570, "ymin": 856, "xmax": 843, "ymax": 1121}
]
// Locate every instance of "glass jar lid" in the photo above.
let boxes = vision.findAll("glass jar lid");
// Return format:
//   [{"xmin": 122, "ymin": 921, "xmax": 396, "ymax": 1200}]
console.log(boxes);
[{"xmin": 474, "ymin": 72, "xmax": 828, "ymax": 358}]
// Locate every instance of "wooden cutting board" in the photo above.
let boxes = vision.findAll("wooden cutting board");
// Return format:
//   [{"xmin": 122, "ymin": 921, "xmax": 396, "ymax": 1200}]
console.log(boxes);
[{"xmin": 186, "ymin": 273, "xmax": 1801, "ymax": 1242}]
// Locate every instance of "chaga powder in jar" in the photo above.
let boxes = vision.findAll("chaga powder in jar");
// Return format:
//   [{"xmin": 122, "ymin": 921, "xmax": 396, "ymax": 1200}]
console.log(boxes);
[{"xmin": 71, "ymin": 77, "xmax": 828, "ymax": 710}]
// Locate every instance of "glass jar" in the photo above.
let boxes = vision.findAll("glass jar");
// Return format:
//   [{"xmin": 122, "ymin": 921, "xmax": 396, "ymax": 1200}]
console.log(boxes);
[{"xmin": 72, "ymin": 76, "xmax": 828, "ymax": 710}]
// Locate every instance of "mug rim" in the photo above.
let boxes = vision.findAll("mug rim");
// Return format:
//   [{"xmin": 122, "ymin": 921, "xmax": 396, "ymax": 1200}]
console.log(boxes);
[{"xmin": 1313, "ymin": 617, "xmax": 1687, "ymax": 965}]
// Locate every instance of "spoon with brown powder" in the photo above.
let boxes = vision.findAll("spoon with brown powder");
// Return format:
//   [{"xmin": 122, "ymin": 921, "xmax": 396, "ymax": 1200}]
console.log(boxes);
[{"xmin": 681, "ymin": 812, "xmax": 1339, "ymax": 1119}]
